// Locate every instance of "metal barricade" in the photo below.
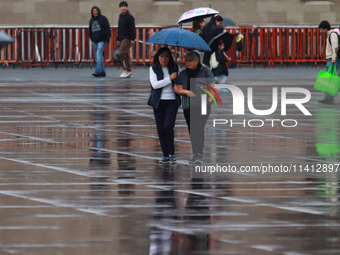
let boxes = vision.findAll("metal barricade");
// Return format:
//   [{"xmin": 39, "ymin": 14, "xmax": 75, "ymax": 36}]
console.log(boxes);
[
  {"xmin": 0, "ymin": 26, "xmax": 330, "ymax": 69},
  {"xmin": 0, "ymin": 28, "xmax": 18, "ymax": 69}
]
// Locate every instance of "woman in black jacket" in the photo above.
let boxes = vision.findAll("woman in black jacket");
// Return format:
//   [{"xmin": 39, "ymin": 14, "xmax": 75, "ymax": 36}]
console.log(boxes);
[{"xmin": 202, "ymin": 15, "xmax": 224, "ymax": 66}]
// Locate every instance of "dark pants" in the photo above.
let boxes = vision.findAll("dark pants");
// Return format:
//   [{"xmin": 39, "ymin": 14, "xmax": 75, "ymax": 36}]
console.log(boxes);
[
  {"xmin": 119, "ymin": 39, "xmax": 131, "ymax": 72},
  {"xmin": 184, "ymin": 104, "xmax": 211, "ymax": 155},
  {"xmin": 153, "ymin": 100, "xmax": 178, "ymax": 157}
]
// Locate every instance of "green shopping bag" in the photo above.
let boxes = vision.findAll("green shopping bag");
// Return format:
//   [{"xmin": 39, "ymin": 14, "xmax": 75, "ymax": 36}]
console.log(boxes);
[{"xmin": 314, "ymin": 65, "xmax": 340, "ymax": 97}]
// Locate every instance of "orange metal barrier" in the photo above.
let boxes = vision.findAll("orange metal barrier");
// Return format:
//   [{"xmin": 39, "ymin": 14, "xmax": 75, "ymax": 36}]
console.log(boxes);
[
  {"xmin": 0, "ymin": 26, "xmax": 329, "ymax": 69},
  {"xmin": 0, "ymin": 28, "xmax": 18, "ymax": 69}
]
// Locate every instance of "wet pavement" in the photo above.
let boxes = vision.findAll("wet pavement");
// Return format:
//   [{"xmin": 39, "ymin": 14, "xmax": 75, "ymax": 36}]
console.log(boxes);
[{"xmin": 0, "ymin": 67, "xmax": 339, "ymax": 255}]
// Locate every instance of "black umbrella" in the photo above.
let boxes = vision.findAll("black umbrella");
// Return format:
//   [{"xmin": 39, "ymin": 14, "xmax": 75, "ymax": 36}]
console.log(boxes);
[
  {"xmin": 222, "ymin": 17, "xmax": 236, "ymax": 27},
  {"xmin": 208, "ymin": 32, "xmax": 234, "ymax": 52},
  {"xmin": 0, "ymin": 31, "xmax": 14, "ymax": 49}
]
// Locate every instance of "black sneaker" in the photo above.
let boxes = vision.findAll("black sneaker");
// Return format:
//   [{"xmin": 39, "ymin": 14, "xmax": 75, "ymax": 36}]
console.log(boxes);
[
  {"xmin": 169, "ymin": 155, "xmax": 176, "ymax": 164},
  {"xmin": 189, "ymin": 154, "xmax": 203, "ymax": 164},
  {"xmin": 97, "ymin": 72, "xmax": 106, "ymax": 77},
  {"xmin": 92, "ymin": 73, "xmax": 99, "ymax": 77},
  {"xmin": 318, "ymin": 97, "xmax": 334, "ymax": 104},
  {"xmin": 159, "ymin": 156, "xmax": 169, "ymax": 163}
]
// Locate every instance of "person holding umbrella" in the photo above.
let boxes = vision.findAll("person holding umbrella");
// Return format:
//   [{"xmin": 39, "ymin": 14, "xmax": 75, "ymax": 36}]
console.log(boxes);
[
  {"xmin": 193, "ymin": 19, "xmax": 206, "ymax": 36},
  {"xmin": 147, "ymin": 47, "xmax": 181, "ymax": 164},
  {"xmin": 202, "ymin": 15, "xmax": 224, "ymax": 67},
  {"xmin": 174, "ymin": 51, "xmax": 215, "ymax": 164}
]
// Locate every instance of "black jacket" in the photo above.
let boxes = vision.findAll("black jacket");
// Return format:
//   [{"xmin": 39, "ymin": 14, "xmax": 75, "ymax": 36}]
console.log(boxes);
[
  {"xmin": 89, "ymin": 7, "xmax": 111, "ymax": 43},
  {"xmin": 202, "ymin": 16, "xmax": 223, "ymax": 43},
  {"xmin": 212, "ymin": 50, "xmax": 229, "ymax": 76},
  {"xmin": 117, "ymin": 11, "xmax": 136, "ymax": 41}
]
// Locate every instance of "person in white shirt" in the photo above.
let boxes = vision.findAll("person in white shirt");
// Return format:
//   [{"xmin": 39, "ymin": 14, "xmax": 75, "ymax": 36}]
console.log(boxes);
[
  {"xmin": 147, "ymin": 47, "xmax": 181, "ymax": 163},
  {"xmin": 318, "ymin": 20, "xmax": 340, "ymax": 104}
]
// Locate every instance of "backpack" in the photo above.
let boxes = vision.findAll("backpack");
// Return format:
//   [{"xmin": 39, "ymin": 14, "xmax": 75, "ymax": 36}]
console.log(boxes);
[
  {"xmin": 209, "ymin": 52, "xmax": 219, "ymax": 69},
  {"xmin": 328, "ymin": 31, "xmax": 340, "ymax": 59}
]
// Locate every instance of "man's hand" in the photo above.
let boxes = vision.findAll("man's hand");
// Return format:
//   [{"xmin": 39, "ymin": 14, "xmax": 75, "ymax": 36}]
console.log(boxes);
[
  {"xmin": 117, "ymin": 41, "xmax": 121, "ymax": 45},
  {"xmin": 131, "ymin": 41, "xmax": 135, "ymax": 46},
  {"xmin": 332, "ymin": 59, "xmax": 336, "ymax": 65},
  {"xmin": 186, "ymin": 91, "xmax": 197, "ymax": 98}
]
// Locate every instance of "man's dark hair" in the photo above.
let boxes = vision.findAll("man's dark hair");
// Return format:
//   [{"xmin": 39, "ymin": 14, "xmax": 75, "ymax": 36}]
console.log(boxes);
[
  {"xmin": 319, "ymin": 20, "xmax": 331, "ymax": 30},
  {"xmin": 119, "ymin": 1, "xmax": 128, "ymax": 7}
]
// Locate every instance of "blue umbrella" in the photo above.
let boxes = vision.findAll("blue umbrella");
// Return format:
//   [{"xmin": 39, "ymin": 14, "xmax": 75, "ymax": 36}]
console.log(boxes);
[
  {"xmin": 222, "ymin": 17, "xmax": 236, "ymax": 27},
  {"xmin": 0, "ymin": 31, "xmax": 14, "ymax": 49},
  {"xmin": 147, "ymin": 28, "xmax": 211, "ymax": 52}
]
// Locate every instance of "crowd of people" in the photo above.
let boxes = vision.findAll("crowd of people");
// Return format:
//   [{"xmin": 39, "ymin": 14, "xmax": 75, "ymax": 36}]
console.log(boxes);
[
  {"xmin": 89, "ymin": 2, "xmax": 339, "ymax": 164},
  {"xmin": 89, "ymin": 2, "xmax": 230, "ymax": 164}
]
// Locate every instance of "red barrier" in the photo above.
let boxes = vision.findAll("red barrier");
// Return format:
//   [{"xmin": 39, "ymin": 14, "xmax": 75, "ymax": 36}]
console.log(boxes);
[{"xmin": 0, "ymin": 26, "xmax": 329, "ymax": 69}]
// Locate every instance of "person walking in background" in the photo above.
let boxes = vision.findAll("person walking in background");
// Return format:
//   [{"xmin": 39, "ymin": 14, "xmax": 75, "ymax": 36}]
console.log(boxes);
[
  {"xmin": 201, "ymin": 15, "xmax": 224, "ymax": 67},
  {"xmin": 117, "ymin": 1, "xmax": 136, "ymax": 78},
  {"xmin": 193, "ymin": 19, "xmax": 205, "ymax": 36},
  {"xmin": 89, "ymin": 6, "xmax": 111, "ymax": 77},
  {"xmin": 148, "ymin": 47, "xmax": 181, "ymax": 164},
  {"xmin": 211, "ymin": 40, "xmax": 231, "ymax": 92},
  {"xmin": 318, "ymin": 20, "xmax": 340, "ymax": 104}
]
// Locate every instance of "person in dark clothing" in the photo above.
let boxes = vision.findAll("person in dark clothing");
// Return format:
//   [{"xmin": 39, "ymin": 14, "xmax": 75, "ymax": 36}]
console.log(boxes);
[
  {"xmin": 202, "ymin": 15, "xmax": 224, "ymax": 67},
  {"xmin": 89, "ymin": 6, "xmax": 111, "ymax": 77},
  {"xmin": 117, "ymin": 1, "xmax": 136, "ymax": 78},
  {"xmin": 174, "ymin": 52, "xmax": 215, "ymax": 164},
  {"xmin": 202, "ymin": 15, "xmax": 224, "ymax": 43},
  {"xmin": 212, "ymin": 40, "xmax": 231, "ymax": 93},
  {"xmin": 148, "ymin": 47, "xmax": 181, "ymax": 164}
]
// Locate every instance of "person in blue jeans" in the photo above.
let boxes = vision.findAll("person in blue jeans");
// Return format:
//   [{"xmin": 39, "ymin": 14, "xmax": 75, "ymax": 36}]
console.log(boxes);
[
  {"xmin": 212, "ymin": 40, "xmax": 231, "ymax": 93},
  {"xmin": 318, "ymin": 20, "xmax": 340, "ymax": 104},
  {"xmin": 89, "ymin": 6, "xmax": 111, "ymax": 77}
]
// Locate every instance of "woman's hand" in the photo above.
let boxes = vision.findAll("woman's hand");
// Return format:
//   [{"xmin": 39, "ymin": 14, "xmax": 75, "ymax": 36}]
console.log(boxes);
[
  {"xmin": 186, "ymin": 90, "xmax": 197, "ymax": 98},
  {"xmin": 170, "ymin": 72, "xmax": 178, "ymax": 81},
  {"xmin": 174, "ymin": 85, "xmax": 183, "ymax": 93}
]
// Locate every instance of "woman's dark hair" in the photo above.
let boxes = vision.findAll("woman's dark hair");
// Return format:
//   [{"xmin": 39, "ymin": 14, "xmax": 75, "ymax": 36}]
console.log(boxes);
[
  {"xmin": 193, "ymin": 19, "xmax": 205, "ymax": 32},
  {"xmin": 153, "ymin": 47, "xmax": 175, "ymax": 65},
  {"xmin": 215, "ymin": 15, "xmax": 223, "ymax": 22},
  {"xmin": 318, "ymin": 20, "xmax": 331, "ymax": 30}
]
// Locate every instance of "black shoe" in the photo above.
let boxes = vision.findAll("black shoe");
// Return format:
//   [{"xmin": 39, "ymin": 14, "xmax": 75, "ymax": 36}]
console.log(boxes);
[
  {"xmin": 96, "ymin": 72, "xmax": 106, "ymax": 77},
  {"xmin": 92, "ymin": 73, "xmax": 99, "ymax": 77},
  {"xmin": 159, "ymin": 156, "xmax": 169, "ymax": 163},
  {"xmin": 318, "ymin": 97, "xmax": 334, "ymax": 104},
  {"xmin": 189, "ymin": 154, "xmax": 203, "ymax": 164}
]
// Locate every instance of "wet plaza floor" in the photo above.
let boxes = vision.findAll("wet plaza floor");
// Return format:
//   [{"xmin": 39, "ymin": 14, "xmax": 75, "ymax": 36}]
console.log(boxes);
[{"xmin": 0, "ymin": 69, "xmax": 339, "ymax": 255}]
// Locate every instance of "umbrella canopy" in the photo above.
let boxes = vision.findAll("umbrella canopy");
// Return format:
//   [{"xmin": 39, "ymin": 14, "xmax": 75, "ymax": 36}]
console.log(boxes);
[
  {"xmin": 147, "ymin": 28, "xmax": 211, "ymax": 52},
  {"xmin": 222, "ymin": 17, "xmax": 236, "ymax": 27},
  {"xmin": 0, "ymin": 31, "xmax": 14, "ymax": 49},
  {"xmin": 177, "ymin": 7, "xmax": 219, "ymax": 24},
  {"xmin": 208, "ymin": 32, "xmax": 234, "ymax": 52}
]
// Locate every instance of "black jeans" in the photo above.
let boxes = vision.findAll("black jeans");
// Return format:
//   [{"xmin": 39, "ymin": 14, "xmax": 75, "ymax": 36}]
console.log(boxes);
[
  {"xmin": 153, "ymin": 100, "xmax": 178, "ymax": 157},
  {"xmin": 183, "ymin": 103, "xmax": 211, "ymax": 155}
]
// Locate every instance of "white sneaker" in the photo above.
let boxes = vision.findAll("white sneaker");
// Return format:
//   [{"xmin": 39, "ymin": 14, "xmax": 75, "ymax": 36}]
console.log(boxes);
[
  {"xmin": 120, "ymin": 70, "xmax": 127, "ymax": 78},
  {"xmin": 120, "ymin": 72, "xmax": 130, "ymax": 78},
  {"xmin": 127, "ymin": 72, "xmax": 133, "ymax": 78}
]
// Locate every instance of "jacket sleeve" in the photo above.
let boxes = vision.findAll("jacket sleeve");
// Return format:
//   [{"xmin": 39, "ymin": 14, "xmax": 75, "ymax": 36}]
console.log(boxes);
[
  {"xmin": 89, "ymin": 20, "xmax": 92, "ymax": 41},
  {"xmin": 330, "ymin": 32, "xmax": 338, "ymax": 60},
  {"xmin": 116, "ymin": 18, "xmax": 120, "ymax": 41},
  {"xmin": 150, "ymin": 67, "xmax": 171, "ymax": 89},
  {"xmin": 130, "ymin": 15, "xmax": 136, "ymax": 41},
  {"xmin": 215, "ymin": 51, "xmax": 227, "ymax": 63}
]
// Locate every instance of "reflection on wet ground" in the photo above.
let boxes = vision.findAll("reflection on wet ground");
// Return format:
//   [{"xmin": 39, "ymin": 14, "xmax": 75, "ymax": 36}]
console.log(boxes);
[{"xmin": 0, "ymin": 78, "xmax": 339, "ymax": 255}]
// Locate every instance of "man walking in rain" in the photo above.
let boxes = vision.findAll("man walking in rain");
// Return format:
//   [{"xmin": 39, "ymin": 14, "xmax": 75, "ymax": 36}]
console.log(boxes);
[
  {"xmin": 89, "ymin": 6, "xmax": 111, "ymax": 77},
  {"xmin": 318, "ymin": 20, "xmax": 340, "ymax": 104},
  {"xmin": 116, "ymin": 1, "xmax": 136, "ymax": 78}
]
